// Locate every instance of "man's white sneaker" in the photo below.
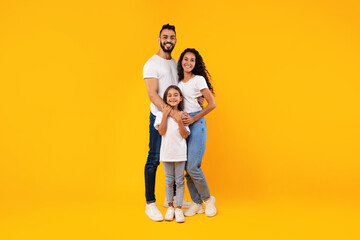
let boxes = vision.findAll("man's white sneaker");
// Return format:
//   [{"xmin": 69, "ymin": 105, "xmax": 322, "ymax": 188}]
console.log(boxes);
[
  {"xmin": 163, "ymin": 197, "xmax": 192, "ymax": 209},
  {"xmin": 164, "ymin": 207, "xmax": 175, "ymax": 221},
  {"xmin": 183, "ymin": 203, "xmax": 205, "ymax": 217},
  {"xmin": 175, "ymin": 208, "xmax": 185, "ymax": 223},
  {"xmin": 145, "ymin": 203, "xmax": 163, "ymax": 221},
  {"xmin": 204, "ymin": 196, "xmax": 217, "ymax": 217}
]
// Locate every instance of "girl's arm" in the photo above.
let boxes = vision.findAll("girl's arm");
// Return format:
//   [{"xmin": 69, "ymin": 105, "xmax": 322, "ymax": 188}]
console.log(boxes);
[
  {"xmin": 182, "ymin": 88, "xmax": 216, "ymax": 125},
  {"xmin": 177, "ymin": 113, "xmax": 190, "ymax": 139},
  {"xmin": 158, "ymin": 105, "xmax": 172, "ymax": 135}
]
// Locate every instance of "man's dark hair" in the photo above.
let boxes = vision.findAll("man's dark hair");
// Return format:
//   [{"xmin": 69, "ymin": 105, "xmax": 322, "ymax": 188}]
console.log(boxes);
[{"xmin": 159, "ymin": 24, "xmax": 176, "ymax": 36}]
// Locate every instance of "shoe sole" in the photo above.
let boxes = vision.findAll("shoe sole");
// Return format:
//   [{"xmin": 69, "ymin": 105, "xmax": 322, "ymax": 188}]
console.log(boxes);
[
  {"xmin": 205, "ymin": 211, "xmax": 217, "ymax": 217},
  {"xmin": 145, "ymin": 211, "xmax": 163, "ymax": 222},
  {"xmin": 164, "ymin": 214, "xmax": 174, "ymax": 221}
]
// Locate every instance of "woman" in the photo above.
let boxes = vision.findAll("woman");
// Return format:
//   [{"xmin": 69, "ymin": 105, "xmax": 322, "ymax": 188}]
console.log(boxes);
[{"xmin": 177, "ymin": 48, "xmax": 217, "ymax": 217}]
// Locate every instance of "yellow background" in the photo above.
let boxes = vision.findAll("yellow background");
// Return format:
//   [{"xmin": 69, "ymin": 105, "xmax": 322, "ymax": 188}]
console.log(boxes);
[{"xmin": 0, "ymin": 0, "xmax": 359, "ymax": 239}]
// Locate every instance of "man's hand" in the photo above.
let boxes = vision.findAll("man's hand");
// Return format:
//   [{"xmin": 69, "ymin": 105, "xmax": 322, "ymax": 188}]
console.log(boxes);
[
  {"xmin": 162, "ymin": 105, "xmax": 172, "ymax": 116},
  {"xmin": 171, "ymin": 110, "xmax": 183, "ymax": 123}
]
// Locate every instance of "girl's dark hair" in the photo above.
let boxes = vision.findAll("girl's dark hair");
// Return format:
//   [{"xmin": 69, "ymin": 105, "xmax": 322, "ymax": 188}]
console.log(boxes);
[
  {"xmin": 177, "ymin": 48, "xmax": 214, "ymax": 95},
  {"xmin": 163, "ymin": 85, "xmax": 184, "ymax": 111}
]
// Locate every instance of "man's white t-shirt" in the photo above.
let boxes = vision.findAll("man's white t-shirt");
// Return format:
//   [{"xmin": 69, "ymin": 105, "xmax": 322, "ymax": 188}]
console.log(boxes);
[
  {"xmin": 178, "ymin": 75, "xmax": 209, "ymax": 113},
  {"xmin": 154, "ymin": 112, "xmax": 190, "ymax": 162},
  {"xmin": 143, "ymin": 55, "xmax": 178, "ymax": 115}
]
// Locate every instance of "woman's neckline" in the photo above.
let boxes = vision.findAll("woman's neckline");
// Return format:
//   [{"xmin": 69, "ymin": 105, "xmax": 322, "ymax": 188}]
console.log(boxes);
[{"xmin": 181, "ymin": 75, "xmax": 197, "ymax": 83}]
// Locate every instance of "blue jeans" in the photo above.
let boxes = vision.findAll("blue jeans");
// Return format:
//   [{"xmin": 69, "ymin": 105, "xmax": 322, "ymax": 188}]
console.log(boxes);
[
  {"xmin": 185, "ymin": 111, "xmax": 211, "ymax": 204},
  {"xmin": 144, "ymin": 112, "xmax": 161, "ymax": 203},
  {"xmin": 144, "ymin": 112, "xmax": 176, "ymax": 203},
  {"xmin": 163, "ymin": 161, "xmax": 185, "ymax": 207}
]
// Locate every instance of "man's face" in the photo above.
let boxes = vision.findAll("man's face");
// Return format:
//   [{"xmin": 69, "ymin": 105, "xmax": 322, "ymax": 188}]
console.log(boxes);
[{"xmin": 158, "ymin": 29, "xmax": 177, "ymax": 53}]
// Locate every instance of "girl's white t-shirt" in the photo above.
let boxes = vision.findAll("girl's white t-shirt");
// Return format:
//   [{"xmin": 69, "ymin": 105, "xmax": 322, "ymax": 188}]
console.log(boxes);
[
  {"xmin": 178, "ymin": 75, "xmax": 208, "ymax": 113},
  {"xmin": 154, "ymin": 112, "xmax": 190, "ymax": 162}
]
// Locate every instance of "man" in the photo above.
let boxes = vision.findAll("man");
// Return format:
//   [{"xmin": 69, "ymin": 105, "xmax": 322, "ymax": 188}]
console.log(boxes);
[{"xmin": 143, "ymin": 24, "xmax": 192, "ymax": 221}]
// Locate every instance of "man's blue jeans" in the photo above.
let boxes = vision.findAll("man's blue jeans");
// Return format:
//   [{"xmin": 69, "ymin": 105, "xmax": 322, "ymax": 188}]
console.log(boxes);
[
  {"xmin": 144, "ymin": 112, "xmax": 177, "ymax": 203},
  {"xmin": 185, "ymin": 111, "xmax": 211, "ymax": 204},
  {"xmin": 145, "ymin": 112, "xmax": 161, "ymax": 203}
]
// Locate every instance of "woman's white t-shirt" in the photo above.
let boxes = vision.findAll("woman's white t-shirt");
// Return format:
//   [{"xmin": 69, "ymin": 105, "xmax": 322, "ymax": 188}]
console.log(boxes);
[
  {"xmin": 154, "ymin": 112, "xmax": 190, "ymax": 162},
  {"xmin": 178, "ymin": 75, "xmax": 209, "ymax": 113}
]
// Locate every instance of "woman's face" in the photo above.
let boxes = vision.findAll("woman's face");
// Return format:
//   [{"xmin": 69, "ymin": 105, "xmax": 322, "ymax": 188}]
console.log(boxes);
[
  {"xmin": 182, "ymin": 52, "xmax": 196, "ymax": 73},
  {"xmin": 166, "ymin": 88, "xmax": 182, "ymax": 108}
]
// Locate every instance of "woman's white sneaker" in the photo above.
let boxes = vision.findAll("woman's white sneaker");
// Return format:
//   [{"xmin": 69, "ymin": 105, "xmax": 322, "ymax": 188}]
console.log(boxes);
[
  {"xmin": 175, "ymin": 208, "xmax": 185, "ymax": 223},
  {"xmin": 145, "ymin": 203, "xmax": 163, "ymax": 221},
  {"xmin": 164, "ymin": 207, "xmax": 175, "ymax": 221},
  {"xmin": 204, "ymin": 196, "xmax": 217, "ymax": 217},
  {"xmin": 182, "ymin": 199, "xmax": 192, "ymax": 209},
  {"xmin": 183, "ymin": 203, "xmax": 205, "ymax": 217}
]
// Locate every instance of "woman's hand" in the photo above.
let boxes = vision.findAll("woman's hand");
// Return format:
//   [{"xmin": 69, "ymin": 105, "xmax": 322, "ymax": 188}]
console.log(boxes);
[
  {"xmin": 182, "ymin": 112, "xmax": 195, "ymax": 126},
  {"xmin": 162, "ymin": 104, "xmax": 172, "ymax": 116}
]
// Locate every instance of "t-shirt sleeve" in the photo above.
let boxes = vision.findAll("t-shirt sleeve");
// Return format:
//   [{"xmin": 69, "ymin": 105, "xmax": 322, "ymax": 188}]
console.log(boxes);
[
  {"xmin": 195, "ymin": 76, "xmax": 209, "ymax": 91},
  {"xmin": 185, "ymin": 125, "xmax": 190, "ymax": 134},
  {"xmin": 154, "ymin": 112, "xmax": 163, "ymax": 130},
  {"xmin": 143, "ymin": 59, "xmax": 158, "ymax": 79}
]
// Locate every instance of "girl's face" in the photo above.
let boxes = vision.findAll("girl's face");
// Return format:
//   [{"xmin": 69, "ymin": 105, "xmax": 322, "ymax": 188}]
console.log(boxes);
[
  {"xmin": 182, "ymin": 52, "xmax": 196, "ymax": 73},
  {"xmin": 166, "ymin": 88, "xmax": 182, "ymax": 109}
]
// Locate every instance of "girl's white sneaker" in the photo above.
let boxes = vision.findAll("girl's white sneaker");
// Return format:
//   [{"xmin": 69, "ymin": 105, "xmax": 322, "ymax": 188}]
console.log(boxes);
[
  {"xmin": 164, "ymin": 207, "xmax": 175, "ymax": 221},
  {"xmin": 175, "ymin": 208, "xmax": 185, "ymax": 223}
]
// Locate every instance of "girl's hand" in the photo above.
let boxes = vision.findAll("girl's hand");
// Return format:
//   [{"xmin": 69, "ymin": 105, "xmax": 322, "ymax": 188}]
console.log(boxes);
[
  {"xmin": 162, "ymin": 105, "xmax": 172, "ymax": 116},
  {"xmin": 182, "ymin": 112, "xmax": 195, "ymax": 126}
]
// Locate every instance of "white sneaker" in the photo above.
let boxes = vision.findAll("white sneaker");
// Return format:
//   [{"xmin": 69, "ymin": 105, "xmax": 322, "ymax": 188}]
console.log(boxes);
[
  {"xmin": 163, "ymin": 198, "xmax": 172, "ymax": 208},
  {"xmin": 182, "ymin": 199, "xmax": 192, "ymax": 209},
  {"xmin": 163, "ymin": 197, "xmax": 192, "ymax": 209},
  {"xmin": 204, "ymin": 196, "xmax": 217, "ymax": 217},
  {"xmin": 164, "ymin": 207, "xmax": 175, "ymax": 221},
  {"xmin": 175, "ymin": 208, "xmax": 185, "ymax": 223},
  {"xmin": 145, "ymin": 203, "xmax": 163, "ymax": 221},
  {"xmin": 183, "ymin": 203, "xmax": 205, "ymax": 217}
]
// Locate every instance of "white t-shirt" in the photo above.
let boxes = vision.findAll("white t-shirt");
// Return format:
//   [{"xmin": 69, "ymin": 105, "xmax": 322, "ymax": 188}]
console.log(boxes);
[
  {"xmin": 154, "ymin": 111, "xmax": 190, "ymax": 162},
  {"xmin": 143, "ymin": 55, "xmax": 178, "ymax": 115},
  {"xmin": 178, "ymin": 75, "xmax": 209, "ymax": 113}
]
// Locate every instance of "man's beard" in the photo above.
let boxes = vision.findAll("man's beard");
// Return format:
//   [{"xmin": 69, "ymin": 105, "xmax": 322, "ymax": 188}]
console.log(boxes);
[{"xmin": 160, "ymin": 42, "xmax": 175, "ymax": 53}]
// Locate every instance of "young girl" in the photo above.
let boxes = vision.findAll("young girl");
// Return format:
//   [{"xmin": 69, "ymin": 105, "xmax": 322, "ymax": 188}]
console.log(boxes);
[
  {"xmin": 177, "ymin": 48, "xmax": 217, "ymax": 217},
  {"xmin": 154, "ymin": 85, "xmax": 190, "ymax": 223}
]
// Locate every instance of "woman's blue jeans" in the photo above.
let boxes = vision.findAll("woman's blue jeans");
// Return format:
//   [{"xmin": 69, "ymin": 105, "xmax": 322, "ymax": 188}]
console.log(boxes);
[{"xmin": 185, "ymin": 111, "xmax": 211, "ymax": 204}]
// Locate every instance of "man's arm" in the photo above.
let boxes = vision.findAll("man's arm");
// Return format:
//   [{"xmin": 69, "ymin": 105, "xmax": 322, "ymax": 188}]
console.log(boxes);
[{"xmin": 144, "ymin": 78, "xmax": 166, "ymax": 110}]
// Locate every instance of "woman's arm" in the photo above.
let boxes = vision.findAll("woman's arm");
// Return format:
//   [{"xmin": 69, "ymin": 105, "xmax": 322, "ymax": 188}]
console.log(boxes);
[{"xmin": 182, "ymin": 88, "xmax": 216, "ymax": 125}]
